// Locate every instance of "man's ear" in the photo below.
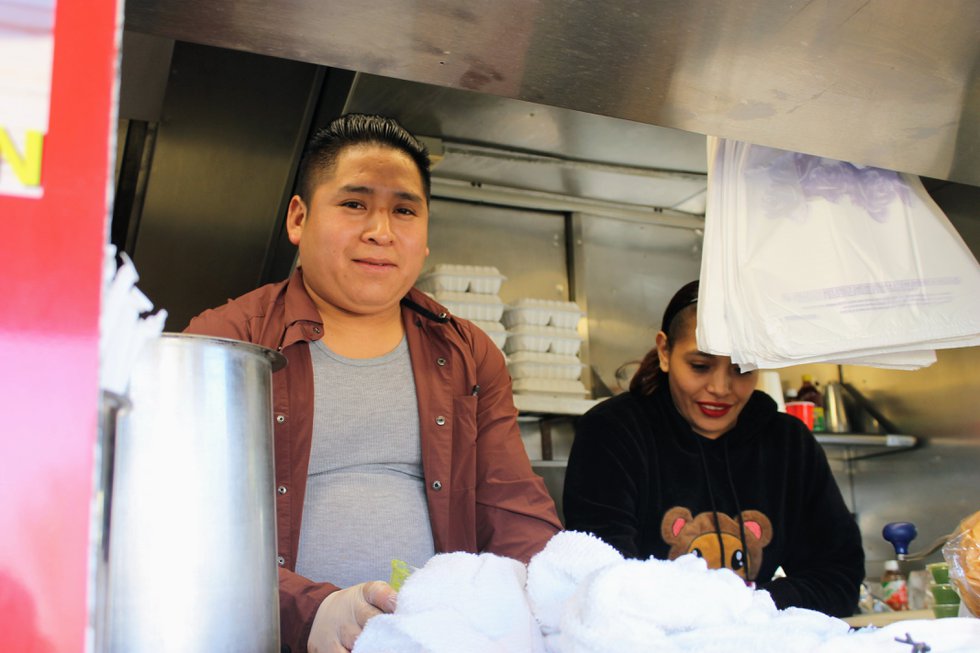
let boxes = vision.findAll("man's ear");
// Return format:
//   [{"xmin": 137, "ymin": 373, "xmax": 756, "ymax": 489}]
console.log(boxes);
[
  {"xmin": 286, "ymin": 195, "xmax": 307, "ymax": 246},
  {"xmin": 655, "ymin": 331, "xmax": 670, "ymax": 373}
]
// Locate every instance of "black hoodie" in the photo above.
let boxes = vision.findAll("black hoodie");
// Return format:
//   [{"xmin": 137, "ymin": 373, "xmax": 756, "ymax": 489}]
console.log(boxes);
[{"xmin": 563, "ymin": 385, "xmax": 864, "ymax": 618}]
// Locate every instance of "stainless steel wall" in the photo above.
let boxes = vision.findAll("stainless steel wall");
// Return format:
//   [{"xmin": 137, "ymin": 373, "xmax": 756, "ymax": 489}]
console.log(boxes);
[
  {"xmin": 124, "ymin": 42, "xmax": 318, "ymax": 329},
  {"xmin": 425, "ymin": 199, "xmax": 568, "ymax": 304},
  {"xmin": 575, "ymin": 213, "xmax": 703, "ymax": 392}
]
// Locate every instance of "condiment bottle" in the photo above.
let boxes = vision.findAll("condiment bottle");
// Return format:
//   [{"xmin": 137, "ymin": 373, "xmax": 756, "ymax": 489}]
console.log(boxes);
[
  {"xmin": 797, "ymin": 375, "xmax": 825, "ymax": 432},
  {"xmin": 882, "ymin": 559, "xmax": 909, "ymax": 611}
]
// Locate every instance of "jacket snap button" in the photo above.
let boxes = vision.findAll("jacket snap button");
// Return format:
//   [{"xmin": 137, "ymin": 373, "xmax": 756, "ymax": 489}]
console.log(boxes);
[
  {"xmin": 313, "ymin": 326, "xmax": 321, "ymax": 334},
  {"xmin": 438, "ymin": 312, "xmax": 447, "ymax": 319},
  {"xmin": 435, "ymin": 416, "xmax": 446, "ymax": 426},
  {"xmin": 437, "ymin": 357, "xmax": 447, "ymax": 366},
  {"xmin": 432, "ymin": 480, "xmax": 442, "ymax": 491},
  {"xmin": 277, "ymin": 555, "xmax": 285, "ymax": 566},
  {"xmin": 276, "ymin": 415, "xmax": 286, "ymax": 424},
  {"xmin": 277, "ymin": 485, "xmax": 287, "ymax": 495}
]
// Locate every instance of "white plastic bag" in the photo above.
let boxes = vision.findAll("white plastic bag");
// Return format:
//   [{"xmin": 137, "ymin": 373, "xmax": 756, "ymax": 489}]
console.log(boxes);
[{"xmin": 699, "ymin": 137, "xmax": 980, "ymax": 370}]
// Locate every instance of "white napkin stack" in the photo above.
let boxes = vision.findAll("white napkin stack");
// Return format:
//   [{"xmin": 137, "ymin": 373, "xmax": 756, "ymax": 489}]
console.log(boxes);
[
  {"xmin": 699, "ymin": 137, "xmax": 980, "ymax": 371},
  {"xmin": 99, "ymin": 244, "xmax": 167, "ymax": 395}
]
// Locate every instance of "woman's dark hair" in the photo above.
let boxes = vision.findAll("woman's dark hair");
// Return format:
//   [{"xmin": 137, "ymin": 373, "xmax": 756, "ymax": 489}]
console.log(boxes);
[
  {"xmin": 629, "ymin": 280, "xmax": 699, "ymax": 396},
  {"xmin": 295, "ymin": 113, "xmax": 431, "ymax": 204}
]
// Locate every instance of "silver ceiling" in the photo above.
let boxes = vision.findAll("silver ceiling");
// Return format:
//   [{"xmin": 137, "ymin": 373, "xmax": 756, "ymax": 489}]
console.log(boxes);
[
  {"xmin": 125, "ymin": 0, "xmax": 980, "ymax": 188},
  {"xmin": 343, "ymin": 74, "xmax": 711, "ymax": 214}
]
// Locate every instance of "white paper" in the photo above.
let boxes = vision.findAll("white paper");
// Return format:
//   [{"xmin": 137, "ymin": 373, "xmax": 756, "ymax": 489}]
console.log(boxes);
[
  {"xmin": 0, "ymin": 0, "xmax": 56, "ymax": 198},
  {"xmin": 99, "ymin": 245, "xmax": 167, "ymax": 395}
]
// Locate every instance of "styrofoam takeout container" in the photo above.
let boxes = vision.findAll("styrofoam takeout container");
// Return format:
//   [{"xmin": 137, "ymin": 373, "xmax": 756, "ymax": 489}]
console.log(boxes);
[
  {"xmin": 433, "ymin": 291, "xmax": 506, "ymax": 322},
  {"xmin": 471, "ymin": 320, "xmax": 507, "ymax": 350},
  {"xmin": 415, "ymin": 264, "xmax": 506, "ymax": 295},
  {"xmin": 502, "ymin": 298, "xmax": 582, "ymax": 329},
  {"xmin": 504, "ymin": 325, "xmax": 583, "ymax": 356},
  {"xmin": 511, "ymin": 377, "xmax": 589, "ymax": 397},
  {"xmin": 507, "ymin": 351, "xmax": 584, "ymax": 380}
]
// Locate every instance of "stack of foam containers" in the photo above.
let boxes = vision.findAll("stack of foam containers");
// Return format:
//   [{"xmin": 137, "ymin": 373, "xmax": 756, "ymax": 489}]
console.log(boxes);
[
  {"xmin": 502, "ymin": 298, "xmax": 587, "ymax": 397},
  {"xmin": 414, "ymin": 265, "xmax": 508, "ymax": 350}
]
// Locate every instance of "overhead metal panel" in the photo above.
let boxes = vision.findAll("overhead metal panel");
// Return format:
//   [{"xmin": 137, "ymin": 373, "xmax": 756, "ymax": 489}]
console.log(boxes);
[
  {"xmin": 125, "ymin": 0, "xmax": 980, "ymax": 187},
  {"xmin": 342, "ymin": 75, "xmax": 709, "ymax": 213}
]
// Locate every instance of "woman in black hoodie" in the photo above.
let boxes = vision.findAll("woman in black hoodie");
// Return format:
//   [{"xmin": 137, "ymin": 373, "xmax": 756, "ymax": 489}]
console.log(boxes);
[{"xmin": 562, "ymin": 280, "xmax": 865, "ymax": 618}]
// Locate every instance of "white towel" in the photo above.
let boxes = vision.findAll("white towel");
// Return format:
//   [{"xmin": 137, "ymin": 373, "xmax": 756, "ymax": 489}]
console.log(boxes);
[
  {"xmin": 665, "ymin": 607, "xmax": 849, "ymax": 653},
  {"xmin": 558, "ymin": 553, "xmax": 849, "ymax": 653},
  {"xmin": 355, "ymin": 531, "xmax": 976, "ymax": 653},
  {"xmin": 353, "ymin": 610, "xmax": 505, "ymax": 653},
  {"xmin": 525, "ymin": 530, "xmax": 624, "ymax": 637},
  {"xmin": 354, "ymin": 551, "xmax": 544, "ymax": 653},
  {"xmin": 813, "ymin": 618, "xmax": 980, "ymax": 653}
]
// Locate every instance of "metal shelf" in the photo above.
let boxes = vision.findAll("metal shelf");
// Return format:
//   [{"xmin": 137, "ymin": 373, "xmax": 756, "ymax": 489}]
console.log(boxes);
[
  {"xmin": 512, "ymin": 385, "xmax": 920, "ymax": 462},
  {"xmin": 814, "ymin": 433, "xmax": 918, "ymax": 460},
  {"xmin": 815, "ymin": 433, "xmax": 916, "ymax": 448}
]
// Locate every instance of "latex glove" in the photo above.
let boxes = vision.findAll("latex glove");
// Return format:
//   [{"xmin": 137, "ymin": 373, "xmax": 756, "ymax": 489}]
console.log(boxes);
[{"xmin": 308, "ymin": 581, "xmax": 397, "ymax": 653}]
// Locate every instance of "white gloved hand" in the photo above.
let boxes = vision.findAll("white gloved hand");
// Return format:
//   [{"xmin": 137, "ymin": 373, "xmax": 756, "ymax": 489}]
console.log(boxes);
[{"xmin": 308, "ymin": 581, "xmax": 397, "ymax": 653}]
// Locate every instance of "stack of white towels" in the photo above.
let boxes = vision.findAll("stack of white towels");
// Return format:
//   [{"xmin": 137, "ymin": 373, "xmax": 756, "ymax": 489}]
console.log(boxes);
[{"xmin": 354, "ymin": 531, "xmax": 980, "ymax": 653}]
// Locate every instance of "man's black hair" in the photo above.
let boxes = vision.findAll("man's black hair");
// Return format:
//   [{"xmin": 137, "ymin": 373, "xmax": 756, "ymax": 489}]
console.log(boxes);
[{"xmin": 295, "ymin": 113, "xmax": 431, "ymax": 204}]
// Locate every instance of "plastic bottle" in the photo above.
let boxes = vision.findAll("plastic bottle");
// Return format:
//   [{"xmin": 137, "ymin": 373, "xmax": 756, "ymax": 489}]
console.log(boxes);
[
  {"xmin": 797, "ymin": 375, "xmax": 826, "ymax": 432},
  {"xmin": 882, "ymin": 560, "xmax": 909, "ymax": 611}
]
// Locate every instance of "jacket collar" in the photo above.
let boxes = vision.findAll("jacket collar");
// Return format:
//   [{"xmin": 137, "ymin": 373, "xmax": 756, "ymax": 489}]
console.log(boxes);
[
  {"xmin": 279, "ymin": 267, "xmax": 323, "ymax": 350},
  {"xmin": 401, "ymin": 287, "xmax": 452, "ymax": 325}
]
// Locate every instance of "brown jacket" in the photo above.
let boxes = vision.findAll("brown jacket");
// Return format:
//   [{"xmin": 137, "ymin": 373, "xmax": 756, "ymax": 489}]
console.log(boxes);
[{"xmin": 185, "ymin": 268, "xmax": 561, "ymax": 652}]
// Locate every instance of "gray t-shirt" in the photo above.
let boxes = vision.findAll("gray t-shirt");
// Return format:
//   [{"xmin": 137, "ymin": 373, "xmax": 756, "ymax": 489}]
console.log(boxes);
[{"xmin": 294, "ymin": 336, "xmax": 435, "ymax": 588}]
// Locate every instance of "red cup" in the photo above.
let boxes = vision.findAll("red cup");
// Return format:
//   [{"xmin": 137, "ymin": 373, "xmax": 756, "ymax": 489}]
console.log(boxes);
[{"xmin": 785, "ymin": 401, "xmax": 815, "ymax": 430}]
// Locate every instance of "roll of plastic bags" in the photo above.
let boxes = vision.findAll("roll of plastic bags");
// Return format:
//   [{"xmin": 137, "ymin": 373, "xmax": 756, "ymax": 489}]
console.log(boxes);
[{"xmin": 699, "ymin": 137, "xmax": 980, "ymax": 370}]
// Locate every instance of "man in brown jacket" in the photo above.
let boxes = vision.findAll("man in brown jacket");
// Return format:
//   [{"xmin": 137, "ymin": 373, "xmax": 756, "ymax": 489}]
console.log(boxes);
[{"xmin": 186, "ymin": 114, "xmax": 561, "ymax": 653}]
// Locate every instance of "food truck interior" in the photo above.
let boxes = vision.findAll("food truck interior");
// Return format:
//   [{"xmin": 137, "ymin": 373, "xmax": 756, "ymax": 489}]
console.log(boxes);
[{"xmin": 114, "ymin": 0, "xmax": 980, "ymax": 582}]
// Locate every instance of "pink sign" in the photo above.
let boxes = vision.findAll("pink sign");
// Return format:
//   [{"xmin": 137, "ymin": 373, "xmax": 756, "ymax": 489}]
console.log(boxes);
[{"xmin": 0, "ymin": 0, "xmax": 120, "ymax": 650}]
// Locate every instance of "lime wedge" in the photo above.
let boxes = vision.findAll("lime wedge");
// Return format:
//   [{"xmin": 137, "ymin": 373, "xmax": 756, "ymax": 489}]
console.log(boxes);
[{"xmin": 389, "ymin": 559, "xmax": 415, "ymax": 591}]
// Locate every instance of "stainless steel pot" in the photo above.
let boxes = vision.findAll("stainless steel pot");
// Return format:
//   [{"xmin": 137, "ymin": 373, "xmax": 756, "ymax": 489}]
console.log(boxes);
[{"xmin": 105, "ymin": 334, "xmax": 284, "ymax": 653}]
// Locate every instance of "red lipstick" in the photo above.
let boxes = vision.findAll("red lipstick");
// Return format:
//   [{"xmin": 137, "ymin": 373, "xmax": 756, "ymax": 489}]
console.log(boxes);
[{"xmin": 697, "ymin": 402, "xmax": 732, "ymax": 418}]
